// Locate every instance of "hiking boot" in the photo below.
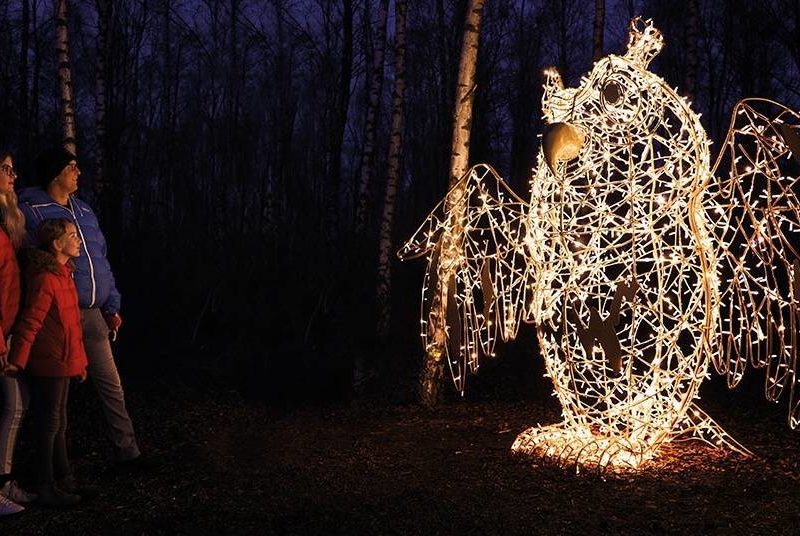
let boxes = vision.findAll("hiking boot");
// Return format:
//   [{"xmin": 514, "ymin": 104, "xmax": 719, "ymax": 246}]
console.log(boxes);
[
  {"xmin": 36, "ymin": 483, "xmax": 81, "ymax": 508},
  {"xmin": 0, "ymin": 493, "xmax": 24, "ymax": 516},
  {"xmin": 0, "ymin": 480, "xmax": 38, "ymax": 503}
]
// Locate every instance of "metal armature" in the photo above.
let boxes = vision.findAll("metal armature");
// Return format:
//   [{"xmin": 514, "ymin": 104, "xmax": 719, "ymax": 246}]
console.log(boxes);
[
  {"xmin": 707, "ymin": 99, "xmax": 800, "ymax": 428},
  {"xmin": 399, "ymin": 163, "xmax": 533, "ymax": 391},
  {"xmin": 399, "ymin": 18, "xmax": 800, "ymax": 471}
]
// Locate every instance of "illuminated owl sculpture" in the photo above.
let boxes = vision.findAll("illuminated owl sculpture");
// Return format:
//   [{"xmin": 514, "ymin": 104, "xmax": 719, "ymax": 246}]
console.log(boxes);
[{"xmin": 399, "ymin": 18, "xmax": 800, "ymax": 470}]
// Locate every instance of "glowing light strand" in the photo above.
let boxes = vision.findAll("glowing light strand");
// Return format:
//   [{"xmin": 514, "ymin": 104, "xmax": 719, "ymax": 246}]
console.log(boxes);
[{"xmin": 399, "ymin": 18, "xmax": 800, "ymax": 471}]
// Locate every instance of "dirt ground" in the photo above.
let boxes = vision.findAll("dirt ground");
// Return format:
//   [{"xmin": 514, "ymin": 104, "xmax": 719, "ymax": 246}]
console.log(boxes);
[{"xmin": 1, "ymin": 374, "xmax": 799, "ymax": 535}]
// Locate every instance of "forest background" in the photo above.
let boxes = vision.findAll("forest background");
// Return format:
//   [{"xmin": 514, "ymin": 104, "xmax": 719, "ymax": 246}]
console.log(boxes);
[{"xmin": 0, "ymin": 0, "xmax": 798, "ymax": 406}]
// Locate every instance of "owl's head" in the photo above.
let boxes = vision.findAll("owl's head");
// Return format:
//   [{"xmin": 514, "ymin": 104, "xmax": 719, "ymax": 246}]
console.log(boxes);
[{"xmin": 543, "ymin": 18, "xmax": 687, "ymax": 173}]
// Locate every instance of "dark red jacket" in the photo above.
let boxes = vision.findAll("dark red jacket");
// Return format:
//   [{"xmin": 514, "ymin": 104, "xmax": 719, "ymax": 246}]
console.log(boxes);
[
  {"xmin": 9, "ymin": 251, "xmax": 88, "ymax": 378},
  {"xmin": 0, "ymin": 228, "xmax": 21, "ymax": 354}
]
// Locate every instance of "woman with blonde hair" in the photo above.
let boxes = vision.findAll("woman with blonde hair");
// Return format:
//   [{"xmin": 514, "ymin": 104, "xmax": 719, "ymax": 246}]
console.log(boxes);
[
  {"xmin": 0, "ymin": 151, "xmax": 25, "ymax": 244},
  {"xmin": 0, "ymin": 151, "xmax": 36, "ymax": 516}
]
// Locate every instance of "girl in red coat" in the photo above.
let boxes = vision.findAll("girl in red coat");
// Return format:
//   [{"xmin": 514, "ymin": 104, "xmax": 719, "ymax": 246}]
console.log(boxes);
[
  {"xmin": 0, "ymin": 151, "xmax": 34, "ymax": 516},
  {"xmin": 7, "ymin": 218, "xmax": 87, "ymax": 507}
]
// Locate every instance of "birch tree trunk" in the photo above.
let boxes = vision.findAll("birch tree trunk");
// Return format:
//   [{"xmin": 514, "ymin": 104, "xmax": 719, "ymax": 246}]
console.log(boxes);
[
  {"xmin": 420, "ymin": 0, "xmax": 485, "ymax": 407},
  {"xmin": 592, "ymin": 0, "xmax": 605, "ymax": 62},
  {"xmin": 354, "ymin": 0, "xmax": 389, "ymax": 237},
  {"xmin": 447, "ymin": 0, "xmax": 484, "ymax": 187},
  {"xmin": 95, "ymin": 0, "xmax": 110, "ymax": 199},
  {"xmin": 375, "ymin": 0, "xmax": 407, "ymax": 341},
  {"xmin": 55, "ymin": 0, "xmax": 77, "ymax": 153}
]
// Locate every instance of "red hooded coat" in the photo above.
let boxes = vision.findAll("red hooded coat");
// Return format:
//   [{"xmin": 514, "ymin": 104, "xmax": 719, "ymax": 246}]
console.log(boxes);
[
  {"xmin": 9, "ymin": 250, "xmax": 87, "ymax": 377},
  {"xmin": 0, "ymin": 228, "xmax": 21, "ymax": 353}
]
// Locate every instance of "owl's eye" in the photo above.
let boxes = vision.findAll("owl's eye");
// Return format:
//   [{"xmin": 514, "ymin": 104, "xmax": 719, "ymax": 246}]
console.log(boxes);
[{"xmin": 602, "ymin": 80, "xmax": 623, "ymax": 105}]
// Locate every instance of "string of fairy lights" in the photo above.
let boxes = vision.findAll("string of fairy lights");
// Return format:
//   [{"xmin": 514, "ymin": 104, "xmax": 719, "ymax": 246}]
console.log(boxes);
[
  {"xmin": 707, "ymin": 99, "xmax": 800, "ymax": 428},
  {"xmin": 399, "ymin": 18, "xmax": 800, "ymax": 471}
]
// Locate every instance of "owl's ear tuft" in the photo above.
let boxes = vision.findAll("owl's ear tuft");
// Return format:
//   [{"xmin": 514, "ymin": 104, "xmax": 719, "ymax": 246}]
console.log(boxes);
[
  {"xmin": 624, "ymin": 17, "xmax": 663, "ymax": 69},
  {"xmin": 542, "ymin": 66, "xmax": 565, "ymax": 121}
]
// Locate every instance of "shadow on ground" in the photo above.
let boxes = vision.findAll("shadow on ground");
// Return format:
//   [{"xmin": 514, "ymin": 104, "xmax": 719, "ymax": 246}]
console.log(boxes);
[{"xmin": 1, "ymin": 370, "xmax": 799, "ymax": 535}]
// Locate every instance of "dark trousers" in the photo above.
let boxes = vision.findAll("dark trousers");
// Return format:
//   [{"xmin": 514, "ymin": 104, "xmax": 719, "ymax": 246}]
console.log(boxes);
[{"xmin": 30, "ymin": 377, "xmax": 72, "ymax": 485}]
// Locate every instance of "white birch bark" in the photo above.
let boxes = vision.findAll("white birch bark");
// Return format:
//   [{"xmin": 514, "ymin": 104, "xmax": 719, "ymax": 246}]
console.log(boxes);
[
  {"xmin": 421, "ymin": 0, "xmax": 485, "ymax": 406},
  {"xmin": 447, "ymin": 0, "xmax": 485, "ymax": 188},
  {"xmin": 375, "ymin": 0, "xmax": 407, "ymax": 341},
  {"xmin": 355, "ymin": 0, "xmax": 389, "ymax": 236},
  {"xmin": 55, "ymin": 0, "xmax": 76, "ymax": 153}
]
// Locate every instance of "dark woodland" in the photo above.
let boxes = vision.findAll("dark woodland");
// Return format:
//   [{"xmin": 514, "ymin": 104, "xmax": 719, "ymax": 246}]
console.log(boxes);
[{"xmin": 1, "ymin": 0, "xmax": 800, "ymax": 534}]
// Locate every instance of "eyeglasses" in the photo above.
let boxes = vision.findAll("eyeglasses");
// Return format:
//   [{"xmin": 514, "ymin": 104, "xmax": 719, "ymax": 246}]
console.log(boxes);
[
  {"xmin": 66, "ymin": 162, "xmax": 79, "ymax": 171},
  {"xmin": 0, "ymin": 164, "xmax": 16, "ymax": 179}
]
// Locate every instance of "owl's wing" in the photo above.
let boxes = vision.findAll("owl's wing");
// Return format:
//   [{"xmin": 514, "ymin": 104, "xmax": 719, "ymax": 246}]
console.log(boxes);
[
  {"xmin": 398, "ymin": 164, "xmax": 533, "ymax": 393},
  {"xmin": 707, "ymin": 98, "xmax": 800, "ymax": 427}
]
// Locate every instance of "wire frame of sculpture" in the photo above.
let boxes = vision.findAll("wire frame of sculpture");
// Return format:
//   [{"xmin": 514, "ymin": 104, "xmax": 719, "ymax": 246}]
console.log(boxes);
[
  {"xmin": 399, "ymin": 18, "xmax": 800, "ymax": 471},
  {"xmin": 399, "ymin": 163, "xmax": 534, "ymax": 392},
  {"xmin": 706, "ymin": 99, "xmax": 800, "ymax": 428},
  {"xmin": 512, "ymin": 18, "xmax": 733, "ymax": 470}
]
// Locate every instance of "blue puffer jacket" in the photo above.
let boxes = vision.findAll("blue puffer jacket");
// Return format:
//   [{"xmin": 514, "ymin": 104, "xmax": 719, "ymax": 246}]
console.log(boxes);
[{"xmin": 18, "ymin": 187, "xmax": 121, "ymax": 314}]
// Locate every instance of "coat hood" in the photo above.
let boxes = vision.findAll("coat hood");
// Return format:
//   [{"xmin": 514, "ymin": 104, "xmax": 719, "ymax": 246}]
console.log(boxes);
[
  {"xmin": 18, "ymin": 247, "xmax": 71, "ymax": 276},
  {"xmin": 17, "ymin": 187, "xmax": 56, "ymax": 205}
]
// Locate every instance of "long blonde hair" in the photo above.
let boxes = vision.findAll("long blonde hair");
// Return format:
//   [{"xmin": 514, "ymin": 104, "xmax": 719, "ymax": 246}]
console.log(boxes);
[{"xmin": 0, "ymin": 151, "xmax": 26, "ymax": 248}]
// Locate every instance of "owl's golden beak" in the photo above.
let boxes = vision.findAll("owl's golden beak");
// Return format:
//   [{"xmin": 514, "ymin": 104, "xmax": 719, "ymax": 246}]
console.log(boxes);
[{"xmin": 543, "ymin": 122, "xmax": 585, "ymax": 174}]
